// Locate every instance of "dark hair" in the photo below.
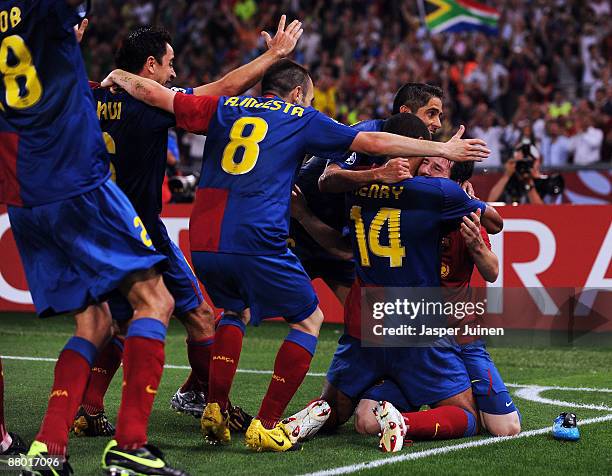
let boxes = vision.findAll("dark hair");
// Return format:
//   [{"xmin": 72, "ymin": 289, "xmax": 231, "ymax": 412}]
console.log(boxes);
[
  {"xmin": 261, "ymin": 59, "xmax": 311, "ymax": 97},
  {"xmin": 382, "ymin": 113, "xmax": 431, "ymax": 140},
  {"xmin": 392, "ymin": 83, "xmax": 444, "ymax": 114},
  {"xmin": 115, "ymin": 27, "xmax": 172, "ymax": 73},
  {"xmin": 450, "ymin": 161, "xmax": 474, "ymax": 183}
]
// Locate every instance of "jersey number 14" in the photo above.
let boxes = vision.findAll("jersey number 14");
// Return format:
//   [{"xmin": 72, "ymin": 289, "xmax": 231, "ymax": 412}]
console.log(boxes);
[{"xmin": 350, "ymin": 206, "xmax": 406, "ymax": 268}]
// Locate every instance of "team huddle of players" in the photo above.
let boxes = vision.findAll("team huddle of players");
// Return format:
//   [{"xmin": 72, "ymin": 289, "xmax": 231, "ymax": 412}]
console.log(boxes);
[{"xmin": 0, "ymin": 2, "xmax": 520, "ymax": 475}]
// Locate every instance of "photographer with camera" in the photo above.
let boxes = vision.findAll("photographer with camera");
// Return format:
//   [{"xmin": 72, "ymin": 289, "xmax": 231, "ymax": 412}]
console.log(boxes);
[{"xmin": 488, "ymin": 139, "xmax": 564, "ymax": 204}]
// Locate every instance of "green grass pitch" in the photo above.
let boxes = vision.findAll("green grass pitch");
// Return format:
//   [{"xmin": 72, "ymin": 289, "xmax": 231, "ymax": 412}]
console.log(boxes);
[{"xmin": 1, "ymin": 313, "xmax": 611, "ymax": 475}]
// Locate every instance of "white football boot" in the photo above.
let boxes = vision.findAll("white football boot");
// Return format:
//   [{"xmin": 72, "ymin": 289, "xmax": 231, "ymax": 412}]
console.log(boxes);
[{"xmin": 281, "ymin": 399, "xmax": 331, "ymax": 444}]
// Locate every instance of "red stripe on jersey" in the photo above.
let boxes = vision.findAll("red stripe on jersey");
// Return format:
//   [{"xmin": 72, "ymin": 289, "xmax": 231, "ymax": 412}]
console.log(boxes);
[
  {"xmin": 189, "ymin": 188, "xmax": 228, "ymax": 252},
  {"xmin": 0, "ymin": 132, "xmax": 22, "ymax": 206},
  {"xmin": 174, "ymin": 93, "xmax": 219, "ymax": 134}
]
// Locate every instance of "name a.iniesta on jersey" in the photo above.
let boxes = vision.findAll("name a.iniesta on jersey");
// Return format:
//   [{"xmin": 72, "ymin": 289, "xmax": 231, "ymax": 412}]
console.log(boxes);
[{"xmin": 223, "ymin": 96, "xmax": 305, "ymax": 117}]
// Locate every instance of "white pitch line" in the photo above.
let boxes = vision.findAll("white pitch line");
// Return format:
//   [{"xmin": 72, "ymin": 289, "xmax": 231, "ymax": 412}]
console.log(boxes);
[
  {"xmin": 0, "ymin": 355, "xmax": 328, "ymax": 377},
  {"xmin": 3, "ymin": 356, "xmax": 612, "ymax": 386},
  {"xmin": 514, "ymin": 386, "xmax": 612, "ymax": 412},
  {"xmin": 300, "ymin": 414, "xmax": 612, "ymax": 476}
]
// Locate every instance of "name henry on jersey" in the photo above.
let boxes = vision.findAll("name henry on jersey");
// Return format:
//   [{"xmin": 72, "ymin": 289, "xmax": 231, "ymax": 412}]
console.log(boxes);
[
  {"xmin": 223, "ymin": 96, "xmax": 305, "ymax": 117},
  {"xmin": 0, "ymin": 7, "xmax": 22, "ymax": 33},
  {"xmin": 353, "ymin": 184, "xmax": 404, "ymax": 200}
]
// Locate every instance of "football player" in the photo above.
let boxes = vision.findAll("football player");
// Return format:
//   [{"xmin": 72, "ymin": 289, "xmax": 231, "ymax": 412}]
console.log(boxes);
[
  {"xmin": 353, "ymin": 156, "xmax": 520, "ymax": 441},
  {"xmin": 0, "ymin": 1, "xmax": 186, "ymax": 475},
  {"xmin": 74, "ymin": 16, "xmax": 303, "ymax": 436},
  {"xmin": 101, "ymin": 58, "xmax": 490, "ymax": 452}
]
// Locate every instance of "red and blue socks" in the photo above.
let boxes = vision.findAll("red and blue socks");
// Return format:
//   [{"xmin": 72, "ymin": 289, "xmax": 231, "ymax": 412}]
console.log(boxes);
[
  {"xmin": 36, "ymin": 337, "xmax": 98, "ymax": 456},
  {"xmin": 82, "ymin": 336, "xmax": 124, "ymax": 415},
  {"xmin": 207, "ymin": 315, "xmax": 245, "ymax": 410},
  {"xmin": 401, "ymin": 406, "xmax": 477, "ymax": 440},
  {"xmin": 180, "ymin": 336, "xmax": 214, "ymax": 393},
  {"xmin": 115, "ymin": 318, "xmax": 166, "ymax": 450},
  {"xmin": 257, "ymin": 329, "xmax": 318, "ymax": 429}
]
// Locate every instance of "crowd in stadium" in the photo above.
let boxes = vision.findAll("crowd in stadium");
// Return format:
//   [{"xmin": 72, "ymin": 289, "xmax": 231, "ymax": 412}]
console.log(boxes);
[{"xmin": 83, "ymin": 0, "xmax": 611, "ymax": 171}]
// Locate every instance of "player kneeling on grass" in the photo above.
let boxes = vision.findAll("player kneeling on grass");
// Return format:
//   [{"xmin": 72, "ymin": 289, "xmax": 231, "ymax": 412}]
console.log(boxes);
[
  {"xmin": 102, "ymin": 59, "xmax": 490, "ymax": 452},
  {"xmin": 319, "ymin": 157, "xmax": 519, "ymax": 450}
]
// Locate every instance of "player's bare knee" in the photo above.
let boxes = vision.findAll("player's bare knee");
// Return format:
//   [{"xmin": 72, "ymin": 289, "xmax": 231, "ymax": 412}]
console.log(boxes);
[
  {"xmin": 292, "ymin": 307, "xmax": 324, "ymax": 337},
  {"xmin": 179, "ymin": 303, "xmax": 215, "ymax": 339},
  {"xmin": 483, "ymin": 413, "xmax": 521, "ymax": 436}
]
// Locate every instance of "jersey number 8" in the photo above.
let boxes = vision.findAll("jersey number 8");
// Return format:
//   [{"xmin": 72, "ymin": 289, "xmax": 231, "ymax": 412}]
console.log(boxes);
[
  {"xmin": 0, "ymin": 35, "xmax": 43, "ymax": 110},
  {"xmin": 221, "ymin": 117, "xmax": 269, "ymax": 175},
  {"xmin": 350, "ymin": 206, "xmax": 406, "ymax": 268}
]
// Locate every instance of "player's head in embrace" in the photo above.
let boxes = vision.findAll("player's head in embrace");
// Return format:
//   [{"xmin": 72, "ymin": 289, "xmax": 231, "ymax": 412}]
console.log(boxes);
[
  {"xmin": 392, "ymin": 83, "xmax": 444, "ymax": 135},
  {"xmin": 261, "ymin": 59, "xmax": 314, "ymax": 107},
  {"xmin": 418, "ymin": 155, "xmax": 475, "ymax": 185},
  {"xmin": 382, "ymin": 112, "xmax": 432, "ymax": 143},
  {"xmin": 115, "ymin": 26, "xmax": 176, "ymax": 86}
]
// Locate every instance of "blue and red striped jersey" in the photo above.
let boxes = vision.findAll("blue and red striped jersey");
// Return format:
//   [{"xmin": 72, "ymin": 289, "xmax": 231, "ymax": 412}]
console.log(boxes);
[
  {"xmin": 0, "ymin": 1, "xmax": 109, "ymax": 207},
  {"xmin": 173, "ymin": 93, "xmax": 359, "ymax": 254},
  {"xmin": 346, "ymin": 177, "xmax": 486, "ymax": 287}
]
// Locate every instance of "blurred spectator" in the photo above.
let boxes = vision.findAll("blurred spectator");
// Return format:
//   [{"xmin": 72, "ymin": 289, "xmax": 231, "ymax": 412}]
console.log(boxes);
[
  {"xmin": 181, "ymin": 132, "xmax": 206, "ymax": 174},
  {"xmin": 571, "ymin": 115, "xmax": 604, "ymax": 165},
  {"xmin": 541, "ymin": 119, "xmax": 572, "ymax": 166},
  {"xmin": 488, "ymin": 141, "xmax": 547, "ymax": 204}
]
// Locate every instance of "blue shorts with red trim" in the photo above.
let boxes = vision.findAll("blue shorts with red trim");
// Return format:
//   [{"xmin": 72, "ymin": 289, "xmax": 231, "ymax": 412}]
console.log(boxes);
[
  {"xmin": 8, "ymin": 179, "xmax": 166, "ymax": 317},
  {"xmin": 109, "ymin": 228, "xmax": 203, "ymax": 320},
  {"xmin": 360, "ymin": 379, "xmax": 419, "ymax": 413},
  {"xmin": 326, "ymin": 335, "xmax": 470, "ymax": 407},
  {"xmin": 459, "ymin": 340, "xmax": 517, "ymax": 415},
  {"xmin": 191, "ymin": 249, "xmax": 318, "ymax": 326}
]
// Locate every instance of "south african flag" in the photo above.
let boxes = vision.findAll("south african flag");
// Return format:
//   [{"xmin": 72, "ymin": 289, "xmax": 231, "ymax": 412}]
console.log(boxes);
[{"xmin": 423, "ymin": 0, "xmax": 500, "ymax": 35}]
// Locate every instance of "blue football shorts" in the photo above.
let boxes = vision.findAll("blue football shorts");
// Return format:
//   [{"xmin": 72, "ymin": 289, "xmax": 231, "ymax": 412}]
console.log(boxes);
[
  {"xmin": 326, "ymin": 334, "xmax": 471, "ymax": 407},
  {"xmin": 8, "ymin": 179, "xmax": 166, "ymax": 317},
  {"xmin": 191, "ymin": 248, "xmax": 318, "ymax": 326},
  {"xmin": 108, "ymin": 220, "xmax": 204, "ymax": 320}
]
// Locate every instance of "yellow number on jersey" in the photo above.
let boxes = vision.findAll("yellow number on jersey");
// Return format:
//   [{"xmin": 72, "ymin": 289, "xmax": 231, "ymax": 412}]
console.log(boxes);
[
  {"xmin": 102, "ymin": 132, "xmax": 118, "ymax": 181},
  {"xmin": 350, "ymin": 206, "xmax": 406, "ymax": 268},
  {"xmin": 221, "ymin": 117, "xmax": 268, "ymax": 175},
  {"xmin": 0, "ymin": 35, "xmax": 42, "ymax": 109},
  {"xmin": 133, "ymin": 216, "xmax": 153, "ymax": 248}
]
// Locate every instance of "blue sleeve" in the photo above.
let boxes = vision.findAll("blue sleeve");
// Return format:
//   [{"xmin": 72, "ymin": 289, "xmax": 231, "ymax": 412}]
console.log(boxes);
[
  {"xmin": 303, "ymin": 111, "xmax": 359, "ymax": 158},
  {"xmin": 440, "ymin": 179, "xmax": 487, "ymax": 223},
  {"xmin": 44, "ymin": 1, "xmax": 87, "ymax": 31}
]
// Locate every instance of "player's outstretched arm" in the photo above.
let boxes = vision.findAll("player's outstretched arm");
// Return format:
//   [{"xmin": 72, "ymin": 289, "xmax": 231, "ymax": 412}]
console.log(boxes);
[
  {"xmin": 193, "ymin": 15, "xmax": 303, "ymax": 96},
  {"xmin": 101, "ymin": 69, "xmax": 177, "ymax": 113},
  {"xmin": 350, "ymin": 126, "xmax": 490, "ymax": 163},
  {"xmin": 318, "ymin": 159, "xmax": 413, "ymax": 193}
]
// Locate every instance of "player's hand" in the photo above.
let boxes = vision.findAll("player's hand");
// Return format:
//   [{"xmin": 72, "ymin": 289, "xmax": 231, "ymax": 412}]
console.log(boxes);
[
  {"xmin": 262, "ymin": 15, "xmax": 304, "ymax": 58},
  {"xmin": 290, "ymin": 185, "xmax": 309, "ymax": 222},
  {"xmin": 100, "ymin": 70, "xmax": 123, "ymax": 93},
  {"xmin": 461, "ymin": 180, "xmax": 478, "ymax": 199},
  {"xmin": 74, "ymin": 18, "xmax": 89, "ymax": 44},
  {"xmin": 374, "ymin": 158, "xmax": 413, "ymax": 184},
  {"xmin": 461, "ymin": 209, "xmax": 486, "ymax": 253},
  {"xmin": 442, "ymin": 125, "xmax": 490, "ymax": 162}
]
